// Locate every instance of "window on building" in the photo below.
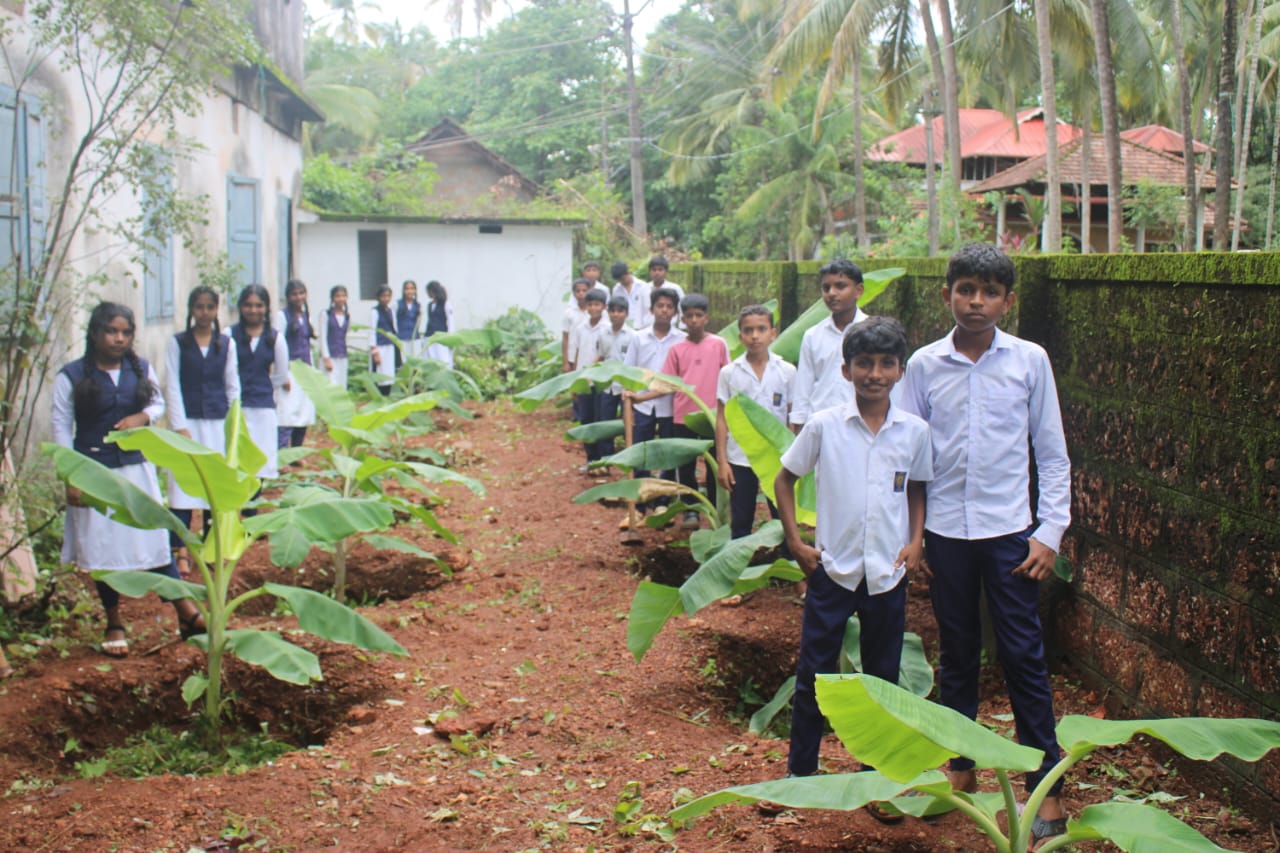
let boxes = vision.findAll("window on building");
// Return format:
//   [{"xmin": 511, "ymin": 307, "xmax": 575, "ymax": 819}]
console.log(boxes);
[
  {"xmin": 357, "ymin": 229, "xmax": 387, "ymax": 300},
  {"xmin": 141, "ymin": 150, "xmax": 175, "ymax": 321},
  {"xmin": 277, "ymin": 194, "xmax": 292, "ymax": 298},
  {"xmin": 226, "ymin": 174, "xmax": 260, "ymax": 291},
  {"xmin": 1, "ymin": 84, "xmax": 46, "ymax": 297}
]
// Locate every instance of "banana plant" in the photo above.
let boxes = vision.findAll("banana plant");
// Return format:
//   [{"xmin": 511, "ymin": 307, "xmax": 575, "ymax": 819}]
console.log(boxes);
[
  {"xmin": 671, "ymin": 674, "xmax": 1280, "ymax": 853},
  {"xmin": 42, "ymin": 402, "xmax": 408, "ymax": 729},
  {"xmin": 288, "ymin": 362, "xmax": 484, "ymax": 602},
  {"xmin": 769, "ymin": 267, "xmax": 905, "ymax": 363}
]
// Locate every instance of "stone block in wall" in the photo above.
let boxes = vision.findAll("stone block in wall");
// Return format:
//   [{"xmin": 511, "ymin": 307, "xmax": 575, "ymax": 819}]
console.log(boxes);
[
  {"xmin": 1111, "ymin": 480, "xmax": 1164, "ymax": 555},
  {"xmin": 1258, "ymin": 752, "xmax": 1280, "ymax": 805},
  {"xmin": 1173, "ymin": 585, "xmax": 1240, "ymax": 670},
  {"xmin": 1078, "ymin": 544, "xmax": 1124, "ymax": 612},
  {"xmin": 1138, "ymin": 654, "xmax": 1194, "ymax": 717},
  {"xmin": 1189, "ymin": 418, "xmax": 1271, "ymax": 513},
  {"xmin": 1228, "ymin": 527, "xmax": 1280, "ymax": 612},
  {"xmin": 1196, "ymin": 681, "xmax": 1256, "ymax": 719},
  {"xmin": 1093, "ymin": 617, "xmax": 1146, "ymax": 695},
  {"xmin": 1047, "ymin": 594, "xmax": 1094, "ymax": 665},
  {"xmin": 1070, "ymin": 470, "xmax": 1112, "ymax": 540},
  {"xmin": 1239, "ymin": 608, "xmax": 1280, "ymax": 700},
  {"xmin": 1123, "ymin": 560, "xmax": 1174, "ymax": 640}
]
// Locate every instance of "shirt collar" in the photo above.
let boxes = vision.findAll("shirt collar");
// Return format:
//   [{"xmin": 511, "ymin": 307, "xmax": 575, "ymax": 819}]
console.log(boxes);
[
  {"xmin": 941, "ymin": 325, "xmax": 1012, "ymax": 359},
  {"xmin": 841, "ymin": 398, "xmax": 908, "ymax": 426}
]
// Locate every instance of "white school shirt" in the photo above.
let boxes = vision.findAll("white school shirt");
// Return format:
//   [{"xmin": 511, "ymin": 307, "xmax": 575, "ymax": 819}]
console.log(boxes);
[
  {"xmin": 569, "ymin": 316, "xmax": 609, "ymax": 368},
  {"xmin": 789, "ymin": 308, "xmax": 870, "ymax": 425},
  {"xmin": 600, "ymin": 324, "xmax": 638, "ymax": 394},
  {"xmin": 612, "ymin": 280, "xmax": 651, "ymax": 329},
  {"xmin": 716, "ymin": 353, "xmax": 796, "ymax": 466},
  {"xmin": 163, "ymin": 334, "xmax": 241, "ymax": 433},
  {"xmin": 623, "ymin": 324, "xmax": 686, "ymax": 417},
  {"xmin": 780, "ymin": 401, "xmax": 932, "ymax": 594},
  {"xmin": 562, "ymin": 303, "xmax": 589, "ymax": 337},
  {"xmin": 898, "ymin": 327, "xmax": 1071, "ymax": 552},
  {"xmin": 52, "ymin": 364, "xmax": 166, "ymax": 448}
]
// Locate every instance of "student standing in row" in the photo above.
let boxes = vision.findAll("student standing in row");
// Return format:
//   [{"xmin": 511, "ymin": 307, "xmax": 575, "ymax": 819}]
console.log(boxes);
[
  {"xmin": 229, "ymin": 284, "xmax": 289, "ymax": 478},
  {"xmin": 611, "ymin": 261, "xmax": 650, "ymax": 329},
  {"xmin": 54, "ymin": 302, "xmax": 206, "ymax": 656},
  {"xmin": 561, "ymin": 278, "xmax": 592, "ymax": 373},
  {"xmin": 164, "ymin": 286, "xmax": 239, "ymax": 578},
  {"xmin": 396, "ymin": 279, "xmax": 423, "ymax": 360},
  {"xmin": 593, "ymin": 296, "xmax": 636, "ymax": 461},
  {"xmin": 715, "ymin": 305, "xmax": 794, "ymax": 539},
  {"xmin": 370, "ymin": 284, "xmax": 398, "ymax": 396},
  {"xmin": 622, "ymin": 288, "xmax": 685, "ymax": 522},
  {"xmin": 318, "ymin": 284, "xmax": 350, "ymax": 387},
  {"xmin": 424, "ymin": 280, "xmax": 454, "ymax": 367},
  {"xmin": 276, "ymin": 279, "xmax": 316, "ymax": 449},
  {"xmin": 569, "ymin": 288, "xmax": 609, "ymax": 471},
  {"xmin": 790, "ymin": 259, "xmax": 868, "ymax": 431}
]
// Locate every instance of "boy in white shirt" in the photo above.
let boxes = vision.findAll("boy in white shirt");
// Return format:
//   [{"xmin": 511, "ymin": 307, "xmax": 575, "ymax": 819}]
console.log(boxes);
[
  {"xmin": 715, "ymin": 305, "xmax": 795, "ymax": 539},
  {"xmin": 898, "ymin": 243, "xmax": 1071, "ymax": 846},
  {"xmin": 561, "ymin": 278, "xmax": 592, "ymax": 372},
  {"xmin": 569, "ymin": 288, "xmax": 609, "ymax": 470},
  {"xmin": 593, "ymin": 296, "xmax": 638, "ymax": 460},
  {"xmin": 775, "ymin": 317, "xmax": 931, "ymax": 819},
  {"xmin": 621, "ymin": 287, "xmax": 685, "ymax": 517},
  {"xmin": 611, "ymin": 261, "xmax": 650, "ymax": 329},
  {"xmin": 790, "ymin": 259, "xmax": 870, "ymax": 430}
]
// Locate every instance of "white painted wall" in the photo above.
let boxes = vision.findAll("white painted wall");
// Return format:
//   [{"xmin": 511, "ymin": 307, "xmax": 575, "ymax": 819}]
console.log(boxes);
[{"xmin": 296, "ymin": 220, "xmax": 577, "ymax": 338}]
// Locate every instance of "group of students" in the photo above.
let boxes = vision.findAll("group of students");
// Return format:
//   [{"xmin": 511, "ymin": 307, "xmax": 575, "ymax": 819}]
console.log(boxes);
[
  {"xmin": 369, "ymin": 278, "xmax": 455, "ymax": 383},
  {"xmin": 566, "ymin": 243, "xmax": 1072, "ymax": 846},
  {"xmin": 52, "ymin": 275, "xmax": 454, "ymax": 659}
]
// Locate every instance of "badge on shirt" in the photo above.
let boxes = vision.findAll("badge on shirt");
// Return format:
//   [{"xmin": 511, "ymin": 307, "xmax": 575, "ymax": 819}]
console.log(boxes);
[
  {"xmin": 772, "ymin": 392, "xmax": 783, "ymax": 407},
  {"xmin": 893, "ymin": 471, "xmax": 907, "ymax": 492}
]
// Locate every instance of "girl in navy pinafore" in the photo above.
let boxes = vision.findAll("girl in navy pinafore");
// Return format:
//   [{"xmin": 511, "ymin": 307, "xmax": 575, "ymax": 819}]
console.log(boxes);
[
  {"xmin": 275, "ymin": 279, "xmax": 317, "ymax": 449},
  {"xmin": 228, "ymin": 284, "xmax": 288, "ymax": 477},
  {"xmin": 396, "ymin": 279, "xmax": 422, "ymax": 360},
  {"xmin": 318, "ymin": 284, "xmax": 350, "ymax": 387},
  {"xmin": 424, "ymin": 280, "xmax": 455, "ymax": 368}
]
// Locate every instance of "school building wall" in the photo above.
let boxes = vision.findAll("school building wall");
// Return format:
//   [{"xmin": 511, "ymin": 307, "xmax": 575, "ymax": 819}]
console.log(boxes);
[{"xmin": 672, "ymin": 251, "xmax": 1280, "ymax": 806}]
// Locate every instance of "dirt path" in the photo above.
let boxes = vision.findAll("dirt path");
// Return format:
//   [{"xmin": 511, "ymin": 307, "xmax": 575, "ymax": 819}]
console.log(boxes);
[{"xmin": 0, "ymin": 401, "xmax": 1272, "ymax": 852}]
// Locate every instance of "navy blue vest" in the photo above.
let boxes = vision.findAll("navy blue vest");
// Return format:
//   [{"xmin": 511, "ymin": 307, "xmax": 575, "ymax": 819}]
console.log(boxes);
[
  {"xmin": 59, "ymin": 357, "xmax": 149, "ymax": 468},
  {"xmin": 177, "ymin": 332, "xmax": 230, "ymax": 421},
  {"xmin": 426, "ymin": 302, "xmax": 449, "ymax": 336},
  {"xmin": 375, "ymin": 306, "xmax": 396, "ymax": 347},
  {"xmin": 231, "ymin": 324, "xmax": 278, "ymax": 408},
  {"xmin": 395, "ymin": 299, "xmax": 420, "ymax": 340},
  {"xmin": 283, "ymin": 309, "xmax": 314, "ymax": 365},
  {"xmin": 326, "ymin": 309, "xmax": 348, "ymax": 358}
]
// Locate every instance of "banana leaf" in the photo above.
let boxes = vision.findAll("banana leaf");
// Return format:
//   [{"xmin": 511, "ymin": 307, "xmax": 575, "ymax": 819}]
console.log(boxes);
[
  {"xmin": 223, "ymin": 628, "xmax": 321, "ymax": 685},
  {"xmin": 600, "ymin": 438, "xmax": 711, "ymax": 472},
  {"xmin": 109, "ymin": 425, "xmax": 259, "ymax": 511},
  {"xmin": 716, "ymin": 299, "xmax": 779, "ymax": 361},
  {"xmin": 678, "ymin": 521, "xmax": 783, "ymax": 614},
  {"xmin": 723, "ymin": 395, "xmax": 815, "ymax": 526},
  {"xmin": 626, "ymin": 581, "xmax": 683, "ymax": 660},
  {"xmin": 243, "ymin": 489, "xmax": 396, "ymax": 567},
  {"xmin": 291, "ymin": 362, "xmax": 356, "ymax": 427},
  {"xmin": 264, "ymin": 582, "xmax": 407, "ymax": 655},
  {"xmin": 1065, "ymin": 802, "xmax": 1235, "ymax": 852},
  {"xmin": 515, "ymin": 362, "xmax": 654, "ymax": 411},
  {"xmin": 670, "ymin": 769, "xmax": 943, "ymax": 824},
  {"xmin": 573, "ymin": 477, "xmax": 704, "ymax": 506},
  {"xmin": 565, "ymin": 419, "xmax": 625, "ymax": 442},
  {"xmin": 1055, "ymin": 715, "xmax": 1280, "ymax": 762},
  {"xmin": 771, "ymin": 267, "xmax": 905, "ymax": 364}
]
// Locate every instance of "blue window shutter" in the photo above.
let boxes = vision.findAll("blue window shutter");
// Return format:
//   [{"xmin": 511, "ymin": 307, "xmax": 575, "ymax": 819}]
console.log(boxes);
[
  {"xmin": 21, "ymin": 93, "xmax": 44, "ymax": 280},
  {"xmin": 226, "ymin": 175, "xmax": 260, "ymax": 290},
  {"xmin": 0, "ymin": 86, "xmax": 18, "ymax": 285},
  {"xmin": 277, "ymin": 193, "xmax": 291, "ymax": 298},
  {"xmin": 142, "ymin": 148, "xmax": 174, "ymax": 321}
]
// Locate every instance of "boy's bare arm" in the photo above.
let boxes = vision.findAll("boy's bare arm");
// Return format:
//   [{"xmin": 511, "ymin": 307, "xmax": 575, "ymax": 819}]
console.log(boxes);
[
  {"xmin": 623, "ymin": 388, "xmax": 665, "ymax": 403},
  {"xmin": 896, "ymin": 480, "xmax": 929, "ymax": 578},
  {"xmin": 715, "ymin": 403, "xmax": 735, "ymax": 490},
  {"xmin": 561, "ymin": 331, "xmax": 571, "ymax": 371},
  {"xmin": 1012, "ymin": 538, "xmax": 1057, "ymax": 581},
  {"xmin": 774, "ymin": 467, "xmax": 819, "ymax": 578}
]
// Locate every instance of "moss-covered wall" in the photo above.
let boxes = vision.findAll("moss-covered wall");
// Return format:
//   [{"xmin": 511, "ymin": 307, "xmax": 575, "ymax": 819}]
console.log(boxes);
[{"xmin": 672, "ymin": 251, "xmax": 1280, "ymax": 802}]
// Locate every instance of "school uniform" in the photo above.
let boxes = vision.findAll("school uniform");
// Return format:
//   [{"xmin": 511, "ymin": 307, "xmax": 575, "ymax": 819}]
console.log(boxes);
[
  {"xmin": 612, "ymin": 280, "xmax": 651, "ymax": 329},
  {"xmin": 623, "ymin": 324, "xmax": 685, "ymax": 506},
  {"xmin": 593, "ymin": 324, "xmax": 638, "ymax": 459},
  {"xmin": 649, "ymin": 280, "xmax": 685, "ymax": 328},
  {"xmin": 789, "ymin": 309, "xmax": 870, "ymax": 426},
  {"xmin": 395, "ymin": 298, "xmax": 422, "ymax": 359},
  {"xmin": 53, "ymin": 358, "xmax": 170, "ymax": 573},
  {"xmin": 228, "ymin": 323, "xmax": 288, "ymax": 478},
  {"xmin": 780, "ymin": 400, "xmax": 932, "ymax": 776},
  {"xmin": 275, "ymin": 308, "xmax": 317, "ymax": 447},
  {"xmin": 569, "ymin": 316, "xmax": 610, "ymax": 462},
  {"xmin": 370, "ymin": 305, "xmax": 398, "ymax": 389},
  {"xmin": 317, "ymin": 307, "xmax": 350, "ymax": 388},
  {"xmin": 661, "ymin": 334, "xmax": 730, "ymax": 506},
  {"xmin": 716, "ymin": 352, "xmax": 796, "ymax": 538},
  {"xmin": 425, "ymin": 300, "xmax": 454, "ymax": 367},
  {"xmin": 898, "ymin": 326, "xmax": 1071, "ymax": 794},
  {"xmin": 163, "ymin": 330, "xmax": 240, "ymax": 510}
]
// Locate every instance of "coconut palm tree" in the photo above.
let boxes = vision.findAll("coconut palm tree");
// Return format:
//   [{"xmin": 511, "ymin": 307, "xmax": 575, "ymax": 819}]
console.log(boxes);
[
  {"xmin": 1090, "ymin": 0, "xmax": 1122, "ymax": 251},
  {"xmin": 1214, "ymin": 0, "xmax": 1237, "ymax": 250}
]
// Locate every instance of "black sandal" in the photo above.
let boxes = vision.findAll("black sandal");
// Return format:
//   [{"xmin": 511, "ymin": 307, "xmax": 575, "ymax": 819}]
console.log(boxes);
[
  {"xmin": 178, "ymin": 612, "xmax": 206, "ymax": 640},
  {"xmin": 1029, "ymin": 814, "xmax": 1068, "ymax": 849}
]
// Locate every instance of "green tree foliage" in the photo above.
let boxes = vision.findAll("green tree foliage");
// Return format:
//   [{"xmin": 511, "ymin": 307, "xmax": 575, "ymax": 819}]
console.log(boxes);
[{"xmin": 302, "ymin": 147, "xmax": 439, "ymax": 215}]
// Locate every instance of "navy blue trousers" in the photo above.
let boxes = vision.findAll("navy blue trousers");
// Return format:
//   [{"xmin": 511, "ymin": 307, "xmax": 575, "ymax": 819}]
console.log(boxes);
[
  {"xmin": 927, "ymin": 529, "xmax": 1062, "ymax": 794},
  {"xmin": 575, "ymin": 388, "xmax": 604, "ymax": 462},
  {"xmin": 728, "ymin": 463, "xmax": 778, "ymax": 539},
  {"xmin": 673, "ymin": 422, "xmax": 716, "ymax": 508},
  {"xmin": 632, "ymin": 409, "xmax": 673, "ymax": 512},
  {"xmin": 593, "ymin": 392, "xmax": 620, "ymax": 460},
  {"xmin": 788, "ymin": 567, "xmax": 906, "ymax": 776}
]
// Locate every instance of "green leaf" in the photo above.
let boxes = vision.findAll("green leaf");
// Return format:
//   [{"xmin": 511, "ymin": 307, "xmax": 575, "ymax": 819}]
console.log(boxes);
[
  {"xmin": 682, "ymin": 411, "xmax": 715, "ymax": 439},
  {"xmin": 108, "ymin": 425, "xmax": 259, "ymax": 511},
  {"xmin": 41, "ymin": 444, "xmax": 195, "ymax": 546},
  {"xmin": 670, "ymin": 769, "xmax": 943, "ymax": 824},
  {"xmin": 572, "ymin": 477, "xmax": 703, "ymax": 506},
  {"xmin": 816, "ymin": 674, "xmax": 1044, "ymax": 782},
  {"xmin": 264, "ymin": 583, "xmax": 408, "ymax": 655},
  {"xmin": 1055, "ymin": 715, "xmax": 1280, "ymax": 762},
  {"xmin": 243, "ymin": 495, "xmax": 395, "ymax": 567},
  {"xmin": 404, "ymin": 462, "xmax": 485, "ymax": 494},
  {"xmin": 749, "ymin": 675, "xmax": 796, "ymax": 734},
  {"xmin": 349, "ymin": 392, "xmax": 442, "ymax": 432},
  {"xmin": 224, "ymin": 628, "xmax": 322, "ymax": 685},
  {"xmin": 626, "ymin": 581, "xmax": 684, "ymax": 661},
  {"xmin": 91, "ymin": 570, "xmax": 207, "ymax": 602},
  {"xmin": 223, "ymin": 402, "xmax": 269, "ymax": 477},
  {"xmin": 359, "ymin": 534, "xmax": 440, "ymax": 562},
  {"xmin": 291, "ymin": 361, "xmax": 356, "ymax": 428},
  {"xmin": 602, "ymin": 438, "xmax": 712, "ymax": 472},
  {"xmin": 841, "ymin": 619, "xmax": 934, "ymax": 698},
  {"xmin": 515, "ymin": 362, "xmax": 656, "ymax": 410},
  {"xmin": 689, "ymin": 524, "xmax": 731, "ymax": 563},
  {"xmin": 679, "ymin": 521, "xmax": 783, "ymax": 615},
  {"xmin": 565, "ymin": 419, "xmax": 625, "ymax": 442},
  {"xmin": 1066, "ymin": 801, "xmax": 1235, "ymax": 851},
  {"xmin": 723, "ymin": 395, "xmax": 815, "ymax": 526},
  {"xmin": 770, "ymin": 268, "xmax": 904, "ymax": 364},
  {"xmin": 1054, "ymin": 553, "xmax": 1074, "ymax": 582},
  {"xmin": 425, "ymin": 328, "xmax": 505, "ymax": 350},
  {"xmin": 181, "ymin": 674, "xmax": 209, "ymax": 706}
]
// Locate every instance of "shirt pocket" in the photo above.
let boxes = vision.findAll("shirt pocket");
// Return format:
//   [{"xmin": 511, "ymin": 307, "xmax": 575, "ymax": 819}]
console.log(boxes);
[{"xmin": 984, "ymin": 387, "xmax": 1028, "ymax": 431}]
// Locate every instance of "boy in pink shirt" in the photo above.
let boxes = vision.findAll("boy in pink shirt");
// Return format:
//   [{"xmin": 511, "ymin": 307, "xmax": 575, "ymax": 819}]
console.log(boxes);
[{"xmin": 661, "ymin": 293, "xmax": 729, "ymax": 528}]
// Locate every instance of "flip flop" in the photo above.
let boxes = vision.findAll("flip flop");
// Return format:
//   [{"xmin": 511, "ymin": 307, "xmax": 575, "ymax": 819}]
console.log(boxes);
[
  {"xmin": 864, "ymin": 800, "xmax": 905, "ymax": 825},
  {"xmin": 1029, "ymin": 814, "xmax": 1068, "ymax": 850},
  {"xmin": 101, "ymin": 625, "xmax": 129, "ymax": 658},
  {"xmin": 179, "ymin": 612, "xmax": 206, "ymax": 641}
]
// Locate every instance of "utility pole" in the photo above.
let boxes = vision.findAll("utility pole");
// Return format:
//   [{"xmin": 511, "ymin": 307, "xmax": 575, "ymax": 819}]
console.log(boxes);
[{"xmin": 621, "ymin": 0, "xmax": 647, "ymax": 238}]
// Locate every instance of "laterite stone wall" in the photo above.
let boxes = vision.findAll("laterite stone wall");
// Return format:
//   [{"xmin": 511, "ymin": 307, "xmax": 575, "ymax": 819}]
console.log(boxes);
[{"xmin": 674, "ymin": 251, "xmax": 1280, "ymax": 803}]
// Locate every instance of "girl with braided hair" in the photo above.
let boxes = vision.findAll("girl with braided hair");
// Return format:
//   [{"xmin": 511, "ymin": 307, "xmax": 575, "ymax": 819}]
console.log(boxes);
[
  {"xmin": 53, "ymin": 302, "xmax": 205, "ymax": 656},
  {"xmin": 274, "ymin": 279, "xmax": 317, "ymax": 449}
]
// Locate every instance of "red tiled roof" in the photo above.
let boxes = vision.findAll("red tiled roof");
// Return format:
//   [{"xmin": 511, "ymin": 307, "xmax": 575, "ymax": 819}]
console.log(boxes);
[
  {"xmin": 867, "ymin": 108, "xmax": 1081, "ymax": 164},
  {"xmin": 966, "ymin": 135, "xmax": 1217, "ymax": 193},
  {"xmin": 1120, "ymin": 124, "xmax": 1212, "ymax": 155}
]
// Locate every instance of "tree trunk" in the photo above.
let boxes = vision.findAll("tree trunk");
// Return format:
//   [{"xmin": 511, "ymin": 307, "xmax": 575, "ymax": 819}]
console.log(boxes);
[
  {"xmin": 1080, "ymin": 109, "xmax": 1092, "ymax": 253},
  {"xmin": 919, "ymin": 0, "xmax": 944, "ymax": 254},
  {"xmin": 1090, "ymin": 0, "xmax": 1122, "ymax": 252},
  {"xmin": 935, "ymin": 0, "xmax": 962, "ymax": 197},
  {"xmin": 1266, "ymin": 74, "xmax": 1280, "ymax": 249},
  {"xmin": 1213, "ymin": 0, "xmax": 1237, "ymax": 250},
  {"xmin": 1169, "ymin": 0, "xmax": 1198, "ymax": 249},
  {"xmin": 852, "ymin": 57, "xmax": 868, "ymax": 249},
  {"xmin": 1033, "ymin": 0, "xmax": 1061, "ymax": 252},
  {"xmin": 622, "ymin": 0, "xmax": 647, "ymax": 237},
  {"xmin": 1230, "ymin": 0, "xmax": 1263, "ymax": 250}
]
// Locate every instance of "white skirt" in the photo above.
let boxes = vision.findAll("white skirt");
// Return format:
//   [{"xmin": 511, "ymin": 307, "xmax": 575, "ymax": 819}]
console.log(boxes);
[
  {"xmin": 62, "ymin": 461, "xmax": 172, "ymax": 571},
  {"xmin": 426, "ymin": 343, "xmax": 454, "ymax": 368},
  {"xmin": 326, "ymin": 357, "xmax": 348, "ymax": 388},
  {"xmin": 243, "ymin": 405, "xmax": 279, "ymax": 478},
  {"xmin": 277, "ymin": 364, "xmax": 317, "ymax": 428},
  {"xmin": 166, "ymin": 418, "xmax": 226, "ymax": 509},
  {"xmin": 373, "ymin": 344, "xmax": 396, "ymax": 385}
]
